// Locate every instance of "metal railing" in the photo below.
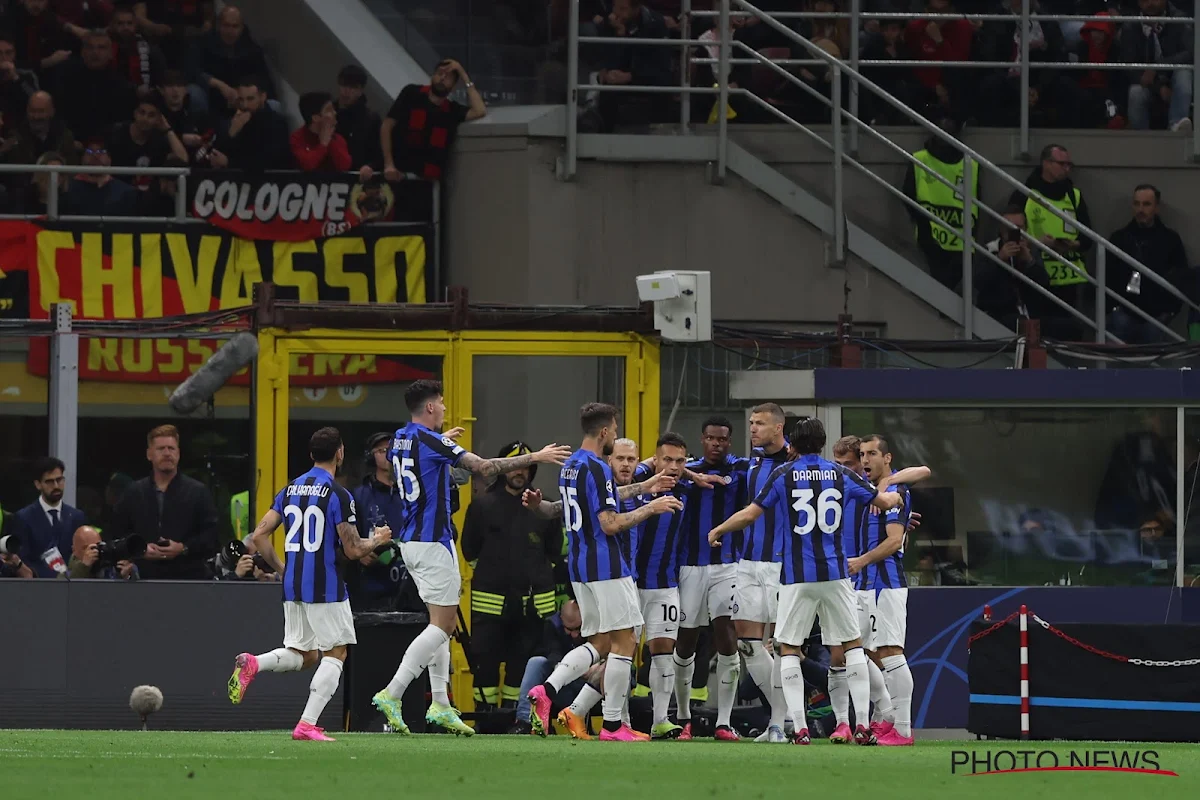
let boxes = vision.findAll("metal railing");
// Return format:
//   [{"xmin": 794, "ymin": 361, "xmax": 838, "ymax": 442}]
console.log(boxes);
[
  {"xmin": 566, "ymin": 0, "xmax": 1200, "ymax": 342},
  {"xmin": 0, "ymin": 163, "xmax": 192, "ymax": 222}
]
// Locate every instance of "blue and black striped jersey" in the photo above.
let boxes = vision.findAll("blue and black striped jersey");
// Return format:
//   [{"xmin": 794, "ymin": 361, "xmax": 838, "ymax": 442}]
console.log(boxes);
[
  {"xmin": 272, "ymin": 467, "xmax": 356, "ymax": 604},
  {"xmin": 633, "ymin": 478, "xmax": 691, "ymax": 590},
  {"xmin": 861, "ymin": 477, "xmax": 911, "ymax": 590},
  {"xmin": 680, "ymin": 455, "xmax": 750, "ymax": 567},
  {"xmin": 389, "ymin": 422, "xmax": 466, "ymax": 551},
  {"xmin": 742, "ymin": 446, "xmax": 790, "ymax": 562},
  {"xmin": 561, "ymin": 448, "xmax": 628, "ymax": 583}
]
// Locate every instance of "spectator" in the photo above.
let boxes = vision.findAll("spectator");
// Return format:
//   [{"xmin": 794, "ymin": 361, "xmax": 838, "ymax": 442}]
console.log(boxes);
[
  {"xmin": 1073, "ymin": 13, "xmax": 1122, "ymax": 128},
  {"xmin": 134, "ymin": 0, "xmax": 214, "ymax": 69},
  {"xmin": 158, "ymin": 68, "xmax": 209, "ymax": 155},
  {"xmin": 905, "ymin": 0, "xmax": 974, "ymax": 122},
  {"xmin": 55, "ymin": 0, "xmax": 115, "ymax": 31},
  {"xmin": 108, "ymin": 424, "xmax": 219, "ymax": 580},
  {"xmin": 1008, "ymin": 143, "xmax": 1093, "ymax": 337},
  {"xmin": 136, "ymin": 152, "xmax": 185, "ymax": 215},
  {"xmin": 190, "ymin": 5, "xmax": 273, "ymax": 116},
  {"xmin": 973, "ymin": 205, "xmax": 1055, "ymax": 332},
  {"xmin": 513, "ymin": 600, "xmax": 585, "ymax": 734},
  {"xmin": 212, "ymin": 74, "xmax": 288, "ymax": 170},
  {"xmin": 55, "ymin": 29, "xmax": 136, "ymax": 142},
  {"xmin": 291, "ymin": 90, "xmax": 351, "ymax": 172},
  {"xmin": 902, "ymin": 118, "xmax": 980, "ymax": 289},
  {"xmin": 335, "ymin": 64, "xmax": 381, "ymax": 171},
  {"xmin": 381, "ymin": 58, "xmax": 486, "ymax": 183},
  {"xmin": 348, "ymin": 432, "xmax": 408, "ymax": 612},
  {"xmin": 107, "ymin": 95, "xmax": 187, "ymax": 188},
  {"xmin": 976, "ymin": 0, "xmax": 1079, "ymax": 128},
  {"xmin": 8, "ymin": 91, "xmax": 76, "ymax": 165},
  {"xmin": 1106, "ymin": 184, "xmax": 1192, "ymax": 343},
  {"xmin": 859, "ymin": 19, "xmax": 921, "ymax": 124},
  {"xmin": 1117, "ymin": 0, "xmax": 1194, "ymax": 131},
  {"xmin": 13, "ymin": 150, "xmax": 69, "ymax": 213},
  {"xmin": 67, "ymin": 524, "xmax": 137, "ymax": 580},
  {"xmin": 110, "ymin": 4, "xmax": 166, "ymax": 89},
  {"xmin": 7, "ymin": 0, "xmax": 75, "ymax": 78},
  {"xmin": 590, "ymin": 0, "xmax": 671, "ymax": 131},
  {"xmin": 63, "ymin": 138, "xmax": 139, "ymax": 215},
  {"xmin": 14, "ymin": 456, "xmax": 87, "ymax": 578},
  {"xmin": 0, "ymin": 32, "xmax": 40, "ymax": 128}
]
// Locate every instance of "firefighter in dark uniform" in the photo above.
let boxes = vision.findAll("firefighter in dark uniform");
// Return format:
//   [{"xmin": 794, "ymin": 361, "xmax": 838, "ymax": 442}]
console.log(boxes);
[{"xmin": 461, "ymin": 441, "xmax": 563, "ymax": 710}]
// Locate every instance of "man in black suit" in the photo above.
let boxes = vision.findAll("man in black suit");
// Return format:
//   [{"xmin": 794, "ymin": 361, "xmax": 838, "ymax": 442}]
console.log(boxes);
[{"xmin": 16, "ymin": 456, "xmax": 88, "ymax": 577}]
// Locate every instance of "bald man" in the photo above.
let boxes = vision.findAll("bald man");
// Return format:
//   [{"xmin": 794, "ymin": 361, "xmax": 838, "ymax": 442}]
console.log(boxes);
[{"xmin": 68, "ymin": 525, "xmax": 137, "ymax": 580}]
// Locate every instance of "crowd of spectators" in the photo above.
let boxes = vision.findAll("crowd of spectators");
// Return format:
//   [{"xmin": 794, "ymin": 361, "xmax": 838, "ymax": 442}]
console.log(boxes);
[
  {"xmin": 559, "ymin": 0, "xmax": 1194, "ymax": 132},
  {"xmin": 0, "ymin": 0, "xmax": 487, "ymax": 217}
]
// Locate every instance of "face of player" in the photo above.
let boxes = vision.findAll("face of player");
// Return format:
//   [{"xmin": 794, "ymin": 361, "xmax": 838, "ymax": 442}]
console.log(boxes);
[
  {"xmin": 503, "ymin": 468, "xmax": 530, "ymax": 493},
  {"xmin": 333, "ymin": 445, "xmax": 345, "ymax": 471},
  {"xmin": 426, "ymin": 394, "xmax": 447, "ymax": 430},
  {"xmin": 600, "ymin": 417, "xmax": 618, "ymax": 457},
  {"xmin": 608, "ymin": 441, "xmax": 639, "ymax": 485},
  {"xmin": 749, "ymin": 412, "xmax": 783, "ymax": 450},
  {"xmin": 832, "ymin": 449, "xmax": 862, "ymax": 476},
  {"xmin": 701, "ymin": 424, "xmax": 731, "ymax": 464},
  {"xmin": 147, "ymin": 435, "xmax": 180, "ymax": 474},
  {"xmin": 859, "ymin": 439, "xmax": 891, "ymax": 484},
  {"xmin": 655, "ymin": 444, "xmax": 687, "ymax": 481},
  {"xmin": 36, "ymin": 468, "xmax": 65, "ymax": 504}
]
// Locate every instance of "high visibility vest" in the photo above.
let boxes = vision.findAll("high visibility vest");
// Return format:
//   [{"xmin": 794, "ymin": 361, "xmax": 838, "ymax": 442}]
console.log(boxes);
[
  {"xmin": 912, "ymin": 149, "xmax": 978, "ymax": 252},
  {"xmin": 1024, "ymin": 188, "xmax": 1088, "ymax": 286}
]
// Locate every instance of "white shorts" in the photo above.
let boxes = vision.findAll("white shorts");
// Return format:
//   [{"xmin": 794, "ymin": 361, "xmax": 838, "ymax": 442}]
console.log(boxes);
[
  {"xmin": 678, "ymin": 563, "xmax": 738, "ymax": 628},
  {"xmin": 639, "ymin": 587, "xmax": 680, "ymax": 641},
  {"xmin": 732, "ymin": 560, "xmax": 780, "ymax": 623},
  {"xmin": 573, "ymin": 576, "xmax": 643, "ymax": 638},
  {"xmin": 282, "ymin": 599, "xmax": 357, "ymax": 651},
  {"xmin": 776, "ymin": 578, "xmax": 858, "ymax": 648},
  {"xmin": 821, "ymin": 589, "xmax": 876, "ymax": 648},
  {"xmin": 873, "ymin": 587, "xmax": 908, "ymax": 649},
  {"xmin": 399, "ymin": 540, "xmax": 462, "ymax": 606}
]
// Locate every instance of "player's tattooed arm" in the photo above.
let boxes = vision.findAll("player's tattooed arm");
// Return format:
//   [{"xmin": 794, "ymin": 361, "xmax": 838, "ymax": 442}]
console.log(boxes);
[
  {"xmin": 619, "ymin": 472, "xmax": 676, "ymax": 499},
  {"xmin": 459, "ymin": 443, "xmax": 573, "ymax": 478},
  {"xmin": 248, "ymin": 510, "xmax": 285, "ymax": 574},
  {"xmin": 598, "ymin": 495, "xmax": 682, "ymax": 535},
  {"xmin": 338, "ymin": 520, "xmax": 392, "ymax": 560},
  {"xmin": 522, "ymin": 488, "xmax": 563, "ymax": 520}
]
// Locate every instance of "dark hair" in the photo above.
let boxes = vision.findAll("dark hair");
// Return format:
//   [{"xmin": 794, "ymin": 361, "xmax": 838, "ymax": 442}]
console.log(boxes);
[
  {"xmin": 299, "ymin": 91, "xmax": 332, "ymax": 124},
  {"xmin": 112, "ymin": 4, "xmax": 136, "ymax": 17},
  {"xmin": 309, "ymin": 427, "xmax": 343, "ymax": 463},
  {"xmin": 1133, "ymin": 183, "xmax": 1161, "ymax": 202},
  {"xmin": 0, "ymin": 30, "xmax": 14, "ymax": 46},
  {"xmin": 338, "ymin": 64, "xmax": 368, "ymax": 88},
  {"xmin": 861, "ymin": 434, "xmax": 890, "ymax": 456},
  {"xmin": 404, "ymin": 379, "xmax": 443, "ymax": 413},
  {"xmin": 657, "ymin": 431, "xmax": 687, "ymax": 451},
  {"xmin": 161, "ymin": 68, "xmax": 187, "ymax": 87},
  {"xmin": 435, "ymin": 60, "xmax": 461, "ymax": 87},
  {"xmin": 34, "ymin": 456, "xmax": 65, "ymax": 480},
  {"xmin": 751, "ymin": 402, "xmax": 785, "ymax": 423},
  {"xmin": 701, "ymin": 415, "xmax": 733, "ymax": 436},
  {"xmin": 580, "ymin": 402, "xmax": 618, "ymax": 436},
  {"xmin": 237, "ymin": 74, "xmax": 269, "ymax": 93},
  {"xmin": 789, "ymin": 417, "xmax": 826, "ymax": 455},
  {"xmin": 1039, "ymin": 143, "xmax": 1065, "ymax": 161}
]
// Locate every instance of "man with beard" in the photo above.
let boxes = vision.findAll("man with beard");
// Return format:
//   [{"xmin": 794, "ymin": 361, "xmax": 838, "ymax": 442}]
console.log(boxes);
[
  {"xmin": 110, "ymin": 5, "xmax": 166, "ymax": 89},
  {"xmin": 460, "ymin": 441, "xmax": 563, "ymax": 712},
  {"xmin": 15, "ymin": 457, "xmax": 88, "ymax": 578},
  {"xmin": 8, "ymin": 91, "xmax": 77, "ymax": 164},
  {"xmin": 212, "ymin": 74, "xmax": 289, "ymax": 170},
  {"xmin": 380, "ymin": 58, "xmax": 486, "ymax": 183}
]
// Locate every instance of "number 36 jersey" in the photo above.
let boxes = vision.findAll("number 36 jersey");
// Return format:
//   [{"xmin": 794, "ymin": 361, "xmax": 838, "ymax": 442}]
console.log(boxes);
[
  {"xmin": 752, "ymin": 454, "xmax": 878, "ymax": 586},
  {"xmin": 560, "ymin": 448, "xmax": 631, "ymax": 584},
  {"xmin": 271, "ymin": 466, "xmax": 357, "ymax": 604},
  {"xmin": 389, "ymin": 421, "xmax": 466, "ymax": 551}
]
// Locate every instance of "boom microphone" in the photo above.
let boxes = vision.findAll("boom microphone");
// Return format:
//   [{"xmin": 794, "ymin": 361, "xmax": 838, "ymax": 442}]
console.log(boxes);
[{"xmin": 168, "ymin": 333, "xmax": 259, "ymax": 415}]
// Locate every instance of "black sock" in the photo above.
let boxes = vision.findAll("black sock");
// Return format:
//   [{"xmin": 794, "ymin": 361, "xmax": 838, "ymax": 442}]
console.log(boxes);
[
  {"xmin": 602, "ymin": 719, "xmax": 623, "ymax": 732},
  {"xmin": 541, "ymin": 682, "xmax": 558, "ymax": 704}
]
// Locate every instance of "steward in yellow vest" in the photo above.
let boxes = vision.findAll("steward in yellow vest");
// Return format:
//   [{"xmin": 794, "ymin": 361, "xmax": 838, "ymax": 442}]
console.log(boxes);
[{"xmin": 902, "ymin": 123, "xmax": 981, "ymax": 289}]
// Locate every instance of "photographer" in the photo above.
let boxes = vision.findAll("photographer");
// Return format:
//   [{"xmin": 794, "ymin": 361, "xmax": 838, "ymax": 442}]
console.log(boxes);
[
  {"xmin": 348, "ymin": 432, "xmax": 409, "ymax": 610},
  {"xmin": 210, "ymin": 537, "xmax": 277, "ymax": 582},
  {"xmin": 974, "ymin": 206, "xmax": 1055, "ymax": 333},
  {"xmin": 0, "ymin": 508, "xmax": 33, "ymax": 578},
  {"xmin": 68, "ymin": 526, "xmax": 137, "ymax": 580}
]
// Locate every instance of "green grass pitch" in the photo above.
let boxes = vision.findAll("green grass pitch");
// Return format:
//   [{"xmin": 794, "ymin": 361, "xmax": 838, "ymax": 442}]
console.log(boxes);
[{"xmin": 3, "ymin": 731, "xmax": 1198, "ymax": 798}]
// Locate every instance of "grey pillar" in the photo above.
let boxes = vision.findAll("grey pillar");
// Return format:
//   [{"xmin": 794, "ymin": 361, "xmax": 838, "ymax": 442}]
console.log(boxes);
[{"xmin": 47, "ymin": 303, "xmax": 79, "ymax": 507}]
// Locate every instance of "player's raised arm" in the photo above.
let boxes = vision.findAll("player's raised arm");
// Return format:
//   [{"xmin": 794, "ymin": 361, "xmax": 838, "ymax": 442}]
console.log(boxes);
[
  {"xmin": 249, "ymin": 508, "xmax": 284, "ymax": 573},
  {"xmin": 707, "ymin": 503, "xmax": 764, "ymax": 546},
  {"xmin": 848, "ymin": 517, "xmax": 905, "ymax": 576},
  {"xmin": 876, "ymin": 465, "xmax": 931, "ymax": 491},
  {"xmin": 460, "ymin": 442, "xmax": 573, "ymax": 478},
  {"xmin": 522, "ymin": 488, "xmax": 564, "ymax": 520},
  {"xmin": 617, "ymin": 470, "xmax": 677, "ymax": 500},
  {"xmin": 870, "ymin": 490, "xmax": 903, "ymax": 511},
  {"xmin": 597, "ymin": 495, "xmax": 682, "ymax": 535},
  {"xmin": 338, "ymin": 520, "xmax": 392, "ymax": 560}
]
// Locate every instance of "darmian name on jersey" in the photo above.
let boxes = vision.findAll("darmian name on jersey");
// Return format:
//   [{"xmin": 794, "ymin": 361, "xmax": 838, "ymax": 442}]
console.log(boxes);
[
  {"xmin": 793, "ymin": 469, "xmax": 839, "ymax": 482},
  {"xmin": 287, "ymin": 484, "xmax": 331, "ymax": 498}
]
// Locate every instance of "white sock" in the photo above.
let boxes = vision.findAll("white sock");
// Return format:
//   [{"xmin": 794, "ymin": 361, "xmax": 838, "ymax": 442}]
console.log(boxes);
[
  {"xmin": 602, "ymin": 655, "xmax": 633, "ymax": 723},
  {"xmin": 828, "ymin": 666, "xmax": 850, "ymax": 725},
  {"xmin": 741, "ymin": 640, "xmax": 774, "ymax": 703},
  {"xmin": 300, "ymin": 656, "xmax": 343, "ymax": 725},
  {"xmin": 547, "ymin": 643, "xmax": 600, "ymax": 692},
  {"xmin": 882, "ymin": 654, "xmax": 914, "ymax": 737},
  {"xmin": 428, "ymin": 639, "xmax": 451, "ymax": 706},
  {"xmin": 779, "ymin": 654, "xmax": 807, "ymax": 728},
  {"xmin": 386, "ymin": 624, "xmax": 448, "ymax": 699},
  {"xmin": 715, "ymin": 652, "xmax": 740, "ymax": 728},
  {"xmin": 255, "ymin": 648, "xmax": 304, "ymax": 672},
  {"xmin": 650, "ymin": 654, "xmax": 675, "ymax": 726},
  {"xmin": 569, "ymin": 682, "xmax": 603, "ymax": 717},
  {"xmin": 621, "ymin": 691, "xmax": 631, "ymax": 727},
  {"xmin": 845, "ymin": 648, "xmax": 870, "ymax": 730},
  {"xmin": 868, "ymin": 658, "xmax": 894, "ymax": 723},
  {"xmin": 768, "ymin": 651, "xmax": 787, "ymax": 729},
  {"xmin": 673, "ymin": 652, "xmax": 695, "ymax": 720}
]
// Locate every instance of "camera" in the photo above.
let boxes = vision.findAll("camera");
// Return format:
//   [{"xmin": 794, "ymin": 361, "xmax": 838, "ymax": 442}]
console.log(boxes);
[
  {"xmin": 1004, "ymin": 227, "xmax": 1022, "ymax": 244},
  {"xmin": 0, "ymin": 533, "xmax": 20, "ymax": 556},
  {"xmin": 217, "ymin": 538, "xmax": 276, "ymax": 576},
  {"xmin": 95, "ymin": 535, "xmax": 147, "ymax": 566}
]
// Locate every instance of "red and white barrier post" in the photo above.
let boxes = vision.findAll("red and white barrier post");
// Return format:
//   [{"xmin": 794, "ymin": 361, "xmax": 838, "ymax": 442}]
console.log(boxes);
[{"xmin": 1019, "ymin": 603, "xmax": 1029, "ymax": 740}]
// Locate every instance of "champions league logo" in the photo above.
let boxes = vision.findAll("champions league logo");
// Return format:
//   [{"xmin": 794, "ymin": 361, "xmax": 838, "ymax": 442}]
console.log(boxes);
[{"xmin": 442, "ymin": 437, "xmax": 457, "ymax": 448}]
